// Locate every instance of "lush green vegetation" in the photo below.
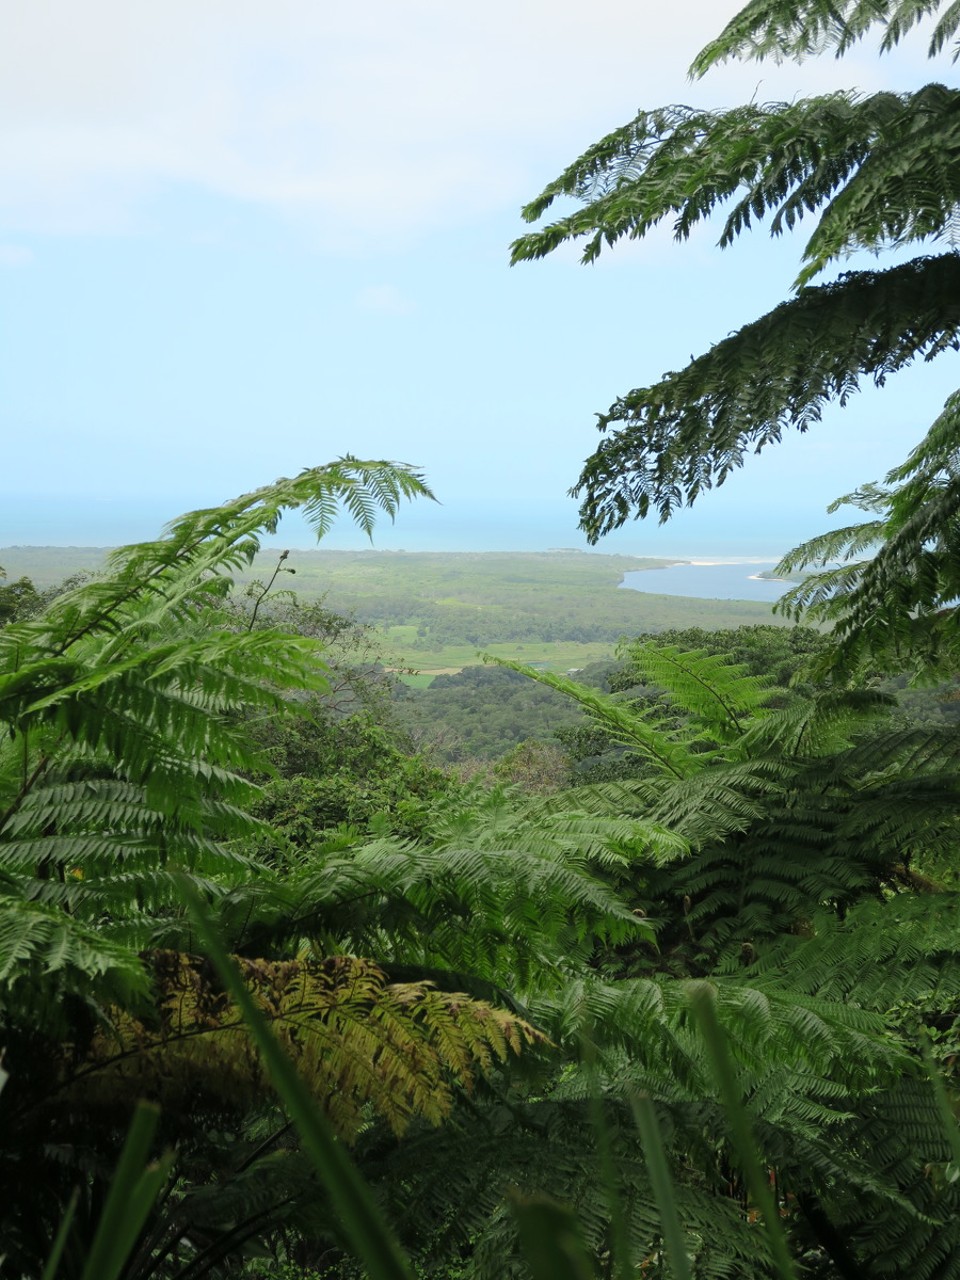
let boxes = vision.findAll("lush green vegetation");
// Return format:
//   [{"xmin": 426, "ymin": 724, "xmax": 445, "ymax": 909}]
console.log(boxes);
[
  {"xmin": 0, "ymin": 464, "xmax": 617, "ymax": 1276},
  {"xmin": 0, "ymin": 546, "xmax": 785, "ymax": 681},
  {"xmin": 5, "ymin": 465, "xmax": 960, "ymax": 1279},
  {"xmin": 393, "ymin": 664, "xmax": 586, "ymax": 764},
  {"xmin": 8, "ymin": 2, "xmax": 960, "ymax": 1277},
  {"xmin": 392, "ymin": 627, "xmax": 836, "ymax": 772}
]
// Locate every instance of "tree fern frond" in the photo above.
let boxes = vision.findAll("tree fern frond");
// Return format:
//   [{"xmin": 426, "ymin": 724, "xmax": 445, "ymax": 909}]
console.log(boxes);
[
  {"xmin": 531, "ymin": 972, "xmax": 903, "ymax": 1096},
  {"xmin": 0, "ymin": 462, "xmax": 431, "ymax": 956},
  {"xmin": 369, "ymin": 1096, "xmax": 780, "ymax": 1280},
  {"xmin": 621, "ymin": 642, "xmax": 774, "ymax": 739},
  {"xmin": 0, "ymin": 895, "xmax": 150, "ymax": 1013},
  {"xmin": 208, "ymin": 831, "xmax": 652, "ymax": 996},
  {"xmin": 0, "ymin": 761, "xmax": 267, "ymax": 899},
  {"xmin": 485, "ymin": 657, "xmax": 707, "ymax": 778},
  {"xmin": 513, "ymin": 89, "xmax": 960, "ymax": 278},
  {"xmin": 740, "ymin": 896, "xmax": 960, "ymax": 1011},
  {"xmin": 773, "ymin": 391, "xmax": 960, "ymax": 677},
  {"xmin": 571, "ymin": 254, "xmax": 960, "ymax": 535},
  {"xmin": 737, "ymin": 687, "xmax": 895, "ymax": 757},
  {"xmin": 6, "ymin": 459, "xmax": 429, "ymax": 664},
  {"xmin": 692, "ymin": 0, "xmax": 960, "ymax": 72},
  {"xmin": 796, "ymin": 84, "xmax": 960, "ymax": 282},
  {"xmin": 424, "ymin": 782, "xmax": 684, "ymax": 866},
  {"xmin": 70, "ymin": 951, "xmax": 544, "ymax": 1143}
]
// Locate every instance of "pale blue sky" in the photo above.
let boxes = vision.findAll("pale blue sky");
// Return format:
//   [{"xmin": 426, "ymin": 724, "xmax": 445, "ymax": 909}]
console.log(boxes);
[{"xmin": 1, "ymin": 1, "xmax": 956, "ymax": 559}]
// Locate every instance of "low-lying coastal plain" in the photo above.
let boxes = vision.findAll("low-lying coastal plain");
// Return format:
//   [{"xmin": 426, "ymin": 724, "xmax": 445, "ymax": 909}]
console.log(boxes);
[{"xmin": 0, "ymin": 546, "xmax": 785, "ymax": 679}]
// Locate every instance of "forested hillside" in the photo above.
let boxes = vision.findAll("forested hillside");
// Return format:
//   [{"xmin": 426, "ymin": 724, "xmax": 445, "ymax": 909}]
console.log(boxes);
[
  {"xmin": 393, "ymin": 625, "xmax": 960, "ymax": 775},
  {"xmin": 7, "ymin": 0, "xmax": 960, "ymax": 1276},
  {"xmin": 5, "ymin": 466, "xmax": 960, "ymax": 1279}
]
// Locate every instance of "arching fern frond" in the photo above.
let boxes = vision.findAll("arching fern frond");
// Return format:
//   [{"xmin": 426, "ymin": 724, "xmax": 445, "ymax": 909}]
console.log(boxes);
[
  {"xmin": 497, "ymin": 652, "xmax": 960, "ymax": 975},
  {"xmin": 8, "ymin": 458, "xmax": 431, "ymax": 666},
  {"xmin": 776, "ymin": 391, "xmax": 960, "ymax": 678},
  {"xmin": 621, "ymin": 642, "xmax": 774, "ymax": 740},
  {"xmin": 692, "ymin": 0, "xmax": 960, "ymax": 71},
  {"xmin": 514, "ymin": 88, "xmax": 960, "ymax": 284},
  {"xmin": 62, "ymin": 951, "xmax": 545, "ymax": 1144},
  {"xmin": 570, "ymin": 254, "xmax": 960, "ymax": 535},
  {"xmin": 423, "ymin": 779, "xmax": 684, "ymax": 866},
  {"xmin": 0, "ymin": 894, "xmax": 150, "ymax": 1018},
  {"xmin": 201, "ymin": 825, "xmax": 653, "ymax": 997},
  {"xmin": 738, "ymin": 895, "xmax": 960, "ymax": 1009},
  {"xmin": 0, "ymin": 459, "xmax": 429, "ymax": 924}
]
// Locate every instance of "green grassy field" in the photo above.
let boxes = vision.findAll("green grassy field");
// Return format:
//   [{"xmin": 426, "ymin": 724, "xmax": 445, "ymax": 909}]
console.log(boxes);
[
  {"xmin": 1, "ymin": 545, "xmax": 786, "ymax": 680},
  {"xmin": 390, "ymin": 640, "xmax": 627, "ymax": 681}
]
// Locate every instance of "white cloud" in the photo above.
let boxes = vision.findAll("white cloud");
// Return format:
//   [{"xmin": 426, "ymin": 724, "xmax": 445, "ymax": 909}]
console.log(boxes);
[
  {"xmin": 0, "ymin": 1, "xmax": 939, "ymax": 242},
  {"xmin": 354, "ymin": 284, "xmax": 414, "ymax": 315}
]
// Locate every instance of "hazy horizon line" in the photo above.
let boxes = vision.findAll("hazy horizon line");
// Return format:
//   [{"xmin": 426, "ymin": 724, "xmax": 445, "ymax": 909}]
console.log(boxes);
[{"xmin": 0, "ymin": 542, "xmax": 788, "ymax": 563}]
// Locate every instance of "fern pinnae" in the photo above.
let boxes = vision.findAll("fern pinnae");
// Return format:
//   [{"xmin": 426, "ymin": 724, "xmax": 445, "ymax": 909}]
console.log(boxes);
[
  {"xmin": 484, "ymin": 655, "xmax": 707, "ymax": 778},
  {"xmin": 622, "ymin": 642, "xmax": 774, "ymax": 736}
]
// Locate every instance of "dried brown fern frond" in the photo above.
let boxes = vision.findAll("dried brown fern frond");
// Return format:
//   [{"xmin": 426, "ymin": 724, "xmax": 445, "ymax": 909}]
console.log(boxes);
[{"xmin": 66, "ymin": 950, "xmax": 547, "ymax": 1141}]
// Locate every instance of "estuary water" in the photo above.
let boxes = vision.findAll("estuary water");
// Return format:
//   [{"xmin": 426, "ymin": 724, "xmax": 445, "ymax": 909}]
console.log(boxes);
[{"xmin": 619, "ymin": 561, "xmax": 790, "ymax": 604}]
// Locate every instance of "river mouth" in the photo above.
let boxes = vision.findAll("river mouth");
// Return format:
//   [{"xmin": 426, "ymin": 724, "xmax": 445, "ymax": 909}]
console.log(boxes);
[{"xmin": 619, "ymin": 560, "xmax": 789, "ymax": 604}]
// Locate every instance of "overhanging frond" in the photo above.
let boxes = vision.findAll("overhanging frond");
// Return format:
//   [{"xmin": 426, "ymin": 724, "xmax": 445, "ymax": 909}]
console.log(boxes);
[
  {"xmin": 512, "ymin": 88, "xmax": 960, "ymax": 282},
  {"xmin": 692, "ymin": 0, "xmax": 960, "ymax": 71},
  {"xmin": 572, "ymin": 255, "xmax": 960, "ymax": 536}
]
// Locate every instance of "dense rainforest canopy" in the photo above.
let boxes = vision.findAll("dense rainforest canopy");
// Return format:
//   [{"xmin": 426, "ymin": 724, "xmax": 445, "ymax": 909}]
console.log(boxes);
[
  {"xmin": 6, "ymin": 2, "xmax": 960, "ymax": 1278},
  {"xmin": 5, "ymin": 455, "xmax": 960, "ymax": 1279}
]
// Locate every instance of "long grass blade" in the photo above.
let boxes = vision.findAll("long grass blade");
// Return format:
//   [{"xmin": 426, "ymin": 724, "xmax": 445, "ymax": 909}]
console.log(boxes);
[
  {"xmin": 918, "ymin": 1026, "xmax": 960, "ymax": 1172},
  {"xmin": 690, "ymin": 984, "xmax": 798, "ymax": 1280},
  {"xmin": 40, "ymin": 1189, "xmax": 79, "ymax": 1280},
  {"xmin": 183, "ymin": 882, "xmax": 415, "ymax": 1280},
  {"xmin": 79, "ymin": 1101, "xmax": 170, "ymax": 1280},
  {"xmin": 629, "ymin": 1092, "xmax": 693, "ymax": 1280},
  {"xmin": 582, "ymin": 1046, "xmax": 634, "ymax": 1280},
  {"xmin": 511, "ymin": 1192, "xmax": 596, "ymax": 1280}
]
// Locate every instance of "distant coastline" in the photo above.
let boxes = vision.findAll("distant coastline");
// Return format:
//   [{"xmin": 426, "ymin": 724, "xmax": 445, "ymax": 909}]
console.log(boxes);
[
  {"xmin": 0, "ymin": 546, "xmax": 803, "ymax": 600},
  {"xmin": 1, "ymin": 546, "xmax": 791, "ymax": 676},
  {"xmin": 619, "ymin": 560, "xmax": 789, "ymax": 605}
]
